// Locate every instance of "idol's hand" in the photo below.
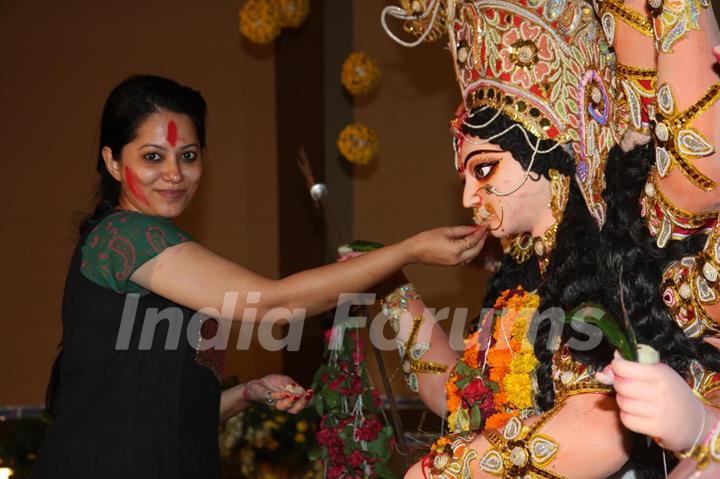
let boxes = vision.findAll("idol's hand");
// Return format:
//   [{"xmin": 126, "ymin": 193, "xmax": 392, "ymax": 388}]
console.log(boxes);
[
  {"xmin": 597, "ymin": 352, "xmax": 706, "ymax": 451},
  {"xmin": 405, "ymin": 225, "xmax": 487, "ymax": 266},
  {"xmin": 246, "ymin": 374, "xmax": 313, "ymax": 414}
]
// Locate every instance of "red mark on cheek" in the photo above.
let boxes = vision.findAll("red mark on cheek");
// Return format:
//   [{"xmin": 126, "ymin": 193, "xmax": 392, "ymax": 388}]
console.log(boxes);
[
  {"xmin": 124, "ymin": 166, "xmax": 149, "ymax": 206},
  {"xmin": 166, "ymin": 121, "xmax": 178, "ymax": 147}
]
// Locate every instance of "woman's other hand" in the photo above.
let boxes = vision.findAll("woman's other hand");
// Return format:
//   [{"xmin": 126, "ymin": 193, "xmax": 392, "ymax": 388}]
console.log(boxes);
[
  {"xmin": 405, "ymin": 225, "xmax": 487, "ymax": 266},
  {"xmin": 246, "ymin": 374, "xmax": 312, "ymax": 414}
]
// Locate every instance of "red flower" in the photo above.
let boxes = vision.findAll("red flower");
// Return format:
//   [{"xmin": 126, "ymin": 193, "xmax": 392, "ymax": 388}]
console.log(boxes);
[
  {"xmin": 327, "ymin": 465, "xmax": 345, "ymax": 479},
  {"xmin": 317, "ymin": 428, "xmax": 340, "ymax": 447},
  {"xmin": 356, "ymin": 418, "xmax": 383, "ymax": 441},
  {"xmin": 352, "ymin": 349, "xmax": 364, "ymax": 365},
  {"xmin": 460, "ymin": 377, "xmax": 495, "ymax": 413},
  {"xmin": 347, "ymin": 450, "xmax": 366, "ymax": 468},
  {"xmin": 349, "ymin": 376, "xmax": 364, "ymax": 395},
  {"xmin": 328, "ymin": 375, "xmax": 346, "ymax": 392},
  {"xmin": 371, "ymin": 389, "xmax": 383, "ymax": 408}
]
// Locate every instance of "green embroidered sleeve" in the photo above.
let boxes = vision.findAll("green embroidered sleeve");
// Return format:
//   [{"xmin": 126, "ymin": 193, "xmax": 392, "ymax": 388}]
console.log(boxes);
[{"xmin": 81, "ymin": 211, "xmax": 193, "ymax": 294}]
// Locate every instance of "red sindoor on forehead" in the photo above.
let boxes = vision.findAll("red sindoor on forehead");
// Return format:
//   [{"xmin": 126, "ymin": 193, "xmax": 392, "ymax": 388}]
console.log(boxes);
[{"xmin": 166, "ymin": 121, "xmax": 178, "ymax": 147}]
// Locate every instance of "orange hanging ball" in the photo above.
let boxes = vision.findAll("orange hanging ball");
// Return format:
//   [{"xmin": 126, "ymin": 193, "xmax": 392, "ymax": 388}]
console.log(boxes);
[
  {"xmin": 276, "ymin": 0, "xmax": 310, "ymax": 29},
  {"xmin": 341, "ymin": 52, "xmax": 382, "ymax": 97},
  {"xmin": 238, "ymin": 0, "xmax": 282, "ymax": 45},
  {"xmin": 337, "ymin": 123, "xmax": 379, "ymax": 165}
]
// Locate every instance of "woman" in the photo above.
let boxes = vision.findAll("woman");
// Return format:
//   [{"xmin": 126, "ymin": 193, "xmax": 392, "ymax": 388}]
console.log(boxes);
[
  {"xmin": 378, "ymin": 0, "xmax": 720, "ymax": 477},
  {"xmin": 31, "ymin": 75, "xmax": 485, "ymax": 478}
]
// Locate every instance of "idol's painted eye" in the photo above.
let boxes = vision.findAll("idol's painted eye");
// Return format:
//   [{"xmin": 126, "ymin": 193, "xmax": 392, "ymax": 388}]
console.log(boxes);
[{"xmin": 473, "ymin": 159, "xmax": 500, "ymax": 181}]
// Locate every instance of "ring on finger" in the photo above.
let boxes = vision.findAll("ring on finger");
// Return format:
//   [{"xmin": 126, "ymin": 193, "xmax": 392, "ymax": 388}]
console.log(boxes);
[
  {"xmin": 264, "ymin": 391, "xmax": 275, "ymax": 406},
  {"xmin": 464, "ymin": 238, "xmax": 472, "ymax": 250}
]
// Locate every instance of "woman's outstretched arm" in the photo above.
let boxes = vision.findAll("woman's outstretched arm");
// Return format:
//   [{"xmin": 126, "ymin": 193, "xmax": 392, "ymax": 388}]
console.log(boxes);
[{"xmin": 130, "ymin": 225, "xmax": 487, "ymax": 321}]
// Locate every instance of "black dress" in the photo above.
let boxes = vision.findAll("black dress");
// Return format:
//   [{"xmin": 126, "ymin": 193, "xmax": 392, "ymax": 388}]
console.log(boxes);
[{"xmin": 32, "ymin": 211, "xmax": 222, "ymax": 478}]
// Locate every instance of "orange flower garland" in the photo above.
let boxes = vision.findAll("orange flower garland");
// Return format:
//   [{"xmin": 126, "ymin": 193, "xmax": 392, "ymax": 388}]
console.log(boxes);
[{"xmin": 446, "ymin": 286, "xmax": 540, "ymax": 433}]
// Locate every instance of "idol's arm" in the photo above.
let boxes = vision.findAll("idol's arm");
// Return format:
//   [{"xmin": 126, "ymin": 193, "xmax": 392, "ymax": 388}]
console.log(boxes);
[{"xmin": 405, "ymin": 392, "xmax": 630, "ymax": 479}]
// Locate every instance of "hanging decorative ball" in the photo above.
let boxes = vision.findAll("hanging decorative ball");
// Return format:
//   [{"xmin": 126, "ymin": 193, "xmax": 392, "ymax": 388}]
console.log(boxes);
[
  {"xmin": 276, "ymin": 0, "xmax": 310, "ymax": 29},
  {"xmin": 337, "ymin": 123, "xmax": 379, "ymax": 165},
  {"xmin": 341, "ymin": 52, "xmax": 382, "ymax": 96},
  {"xmin": 238, "ymin": 0, "xmax": 282, "ymax": 45},
  {"xmin": 309, "ymin": 183, "xmax": 328, "ymax": 202}
]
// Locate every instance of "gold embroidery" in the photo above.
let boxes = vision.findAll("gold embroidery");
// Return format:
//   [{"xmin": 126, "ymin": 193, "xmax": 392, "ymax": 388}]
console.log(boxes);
[
  {"xmin": 479, "ymin": 406, "xmax": 566, "ymax": 478},
  {"xmin": 662, "ymin": 220, "xmax": 720, "ymax": 339},
  {"xmin": 551, "ymin": 345, "xmax": 614, "ymax": 403},
  {"xmin": 653, "ymin": 0, "xmax": 710, "ymax": 53},
  {"xmin": 616, "ymin": 64, "xmax": 656, "ymax": 132},
  {"xmin": 600, "ymin": 0, "xmax": 653, "ymax": 41},
  {"xmin": 383, "ymin": 284, "xmax": 449, "ymax": 392},
  {"xmin": 640, "ymin": 168, "xmax": 718, "ymax": 248},
  {"xmin": 425, "ymin": 433, "xmax": 479, "ymax": 479},
  {"xmin": 653, "ymin": 82, "xmax": 720, "ymax": 191}
]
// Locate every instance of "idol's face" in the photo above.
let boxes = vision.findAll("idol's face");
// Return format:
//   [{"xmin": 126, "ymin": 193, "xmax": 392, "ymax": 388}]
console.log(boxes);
[
  {"xmin": 104, "ymin": 111, "xmax": 202, "ymax": 218},
  {"xmin": 458, "ymin": 137, "xmax": 552, "ymax": 237}
]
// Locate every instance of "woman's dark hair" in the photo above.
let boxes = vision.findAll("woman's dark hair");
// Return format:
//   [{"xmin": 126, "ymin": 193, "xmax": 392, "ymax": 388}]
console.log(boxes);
[
  {"xmin": 463, "ymin": 107, "xmax": 720, "ymax": 477},
  {"xmin": 47, "ymin": 76, "xmax": 207, "ymax": 416},
  {"xmin": 79, "ymin": 75, "xmax": 207, "ymax": 236}
]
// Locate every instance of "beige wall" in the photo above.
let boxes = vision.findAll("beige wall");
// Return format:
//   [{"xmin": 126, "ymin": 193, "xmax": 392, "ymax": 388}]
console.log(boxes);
[
  {"xmin": 353, "ymin": 1, "xmax": 490, "ymax": 316},
  {"xmin": 0, "ymin": 0, "xmax": 280, "ymax": 405}
]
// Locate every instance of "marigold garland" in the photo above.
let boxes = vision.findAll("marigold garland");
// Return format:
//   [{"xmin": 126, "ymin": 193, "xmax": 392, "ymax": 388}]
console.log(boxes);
[
  {"xmin": 276, "ymin": 0, "xmax": 310, "ymax": 28},
  {"xmin": 446, "ymin": 286, "xmax": 540, "ymax": 434},
  {"xmin": 337, "ymin": 123, "xmax": 379, "ymax": 165},
  {"xmin": 341, "ymin": 52, "xmax": 382, "ymax": 96},
  {"xmin": 239, "ymin": 0, "xmax": 282, "ymax": 45}
]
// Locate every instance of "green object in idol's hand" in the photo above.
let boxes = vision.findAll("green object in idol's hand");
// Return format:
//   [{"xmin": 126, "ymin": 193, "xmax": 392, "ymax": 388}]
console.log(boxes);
[
  {"xmin": 347, "ymin": 240, "xmax": 384, "ymax": 252},
  {"xmin": 565, "ymin": 303, "xmax": 638, "ymax": 361}
]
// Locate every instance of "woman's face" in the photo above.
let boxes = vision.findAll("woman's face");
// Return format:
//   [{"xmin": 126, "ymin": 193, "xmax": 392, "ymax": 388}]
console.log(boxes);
[
  {"xmin": 104, "ymin": 111, "xmax": 202, "ymax": 218},
  {"xmin": 458, "ymin": 137, "xmax": 552, "ymax": 237}
]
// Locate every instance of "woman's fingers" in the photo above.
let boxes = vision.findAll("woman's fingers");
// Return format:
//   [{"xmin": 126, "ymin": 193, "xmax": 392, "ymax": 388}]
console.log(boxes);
[
  {"xmin": 446, "ymin": 224, "xmax": 482, "ymax": 239},
  {"xmin": 713, "ymin": 45, "xmax": 720, "ymax": 63}
]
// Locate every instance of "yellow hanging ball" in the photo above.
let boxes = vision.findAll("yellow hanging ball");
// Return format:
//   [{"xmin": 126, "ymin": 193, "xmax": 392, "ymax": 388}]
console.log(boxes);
[
  {"xmin": 276, "ymin": 0, "xmax": 310, "ymax": 29},
  {"xmin": 337, "ymin": 123, "xmax": 379, "ymax": 165},
  {"xmin": 239, "ymin": 0, "xmax": 282, "ymax": 45},
  {"xmin": 341, "ymin": 52, "xmax": 382, "ymax": 96}
]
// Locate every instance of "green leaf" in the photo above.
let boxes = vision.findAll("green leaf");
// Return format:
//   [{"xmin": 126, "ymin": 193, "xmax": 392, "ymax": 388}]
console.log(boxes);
[
  {"xmin": 324, "ymin": 389, "xmax": 340, "ymax": 410},
  {"xmin": 469, "ymin": 405, "xmax": 482, "ymax": 430},
  {"xmin": 454, "ymin": 361, "xmax": 471, "ymax": 376},
  {"xmin": 374, "ymin": 462, "xmax": 398, "ymax": 479},
  {"xmin": 566, "ymin": 303, "xmax": 636, "ymax": 361},
  {"xmin": 456, "ymin": 377, "xmax": 471, "ymax": 389},
  {"xmin": 348, "ymin": 240, "xmax": 384, "ymax": 252},
  {"xmin": 314, "ymin": 396, "xmax": 324, "ymax": 416}
]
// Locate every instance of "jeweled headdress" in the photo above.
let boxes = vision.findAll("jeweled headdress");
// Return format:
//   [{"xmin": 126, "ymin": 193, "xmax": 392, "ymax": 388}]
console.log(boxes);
[{"xmin": 383, "ymin": 0, "xmax": 626, "ymax": 227}]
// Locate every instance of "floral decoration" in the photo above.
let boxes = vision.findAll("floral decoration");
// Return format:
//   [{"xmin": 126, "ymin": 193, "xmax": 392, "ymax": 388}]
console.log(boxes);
[
  {"xmin": 341, "ymin": 52, "xmax": 382, "ymax": 96},
  {"xmin": 310, "ymin": 322, "xmax": 397, "ymax": 479},
  {"xmin": 239, "ymin": 0, "xmax": 282, "ymax": 45},
  {"xmin": 337, "ymin": 123, "xmax": 379, "ymax": 165}
]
